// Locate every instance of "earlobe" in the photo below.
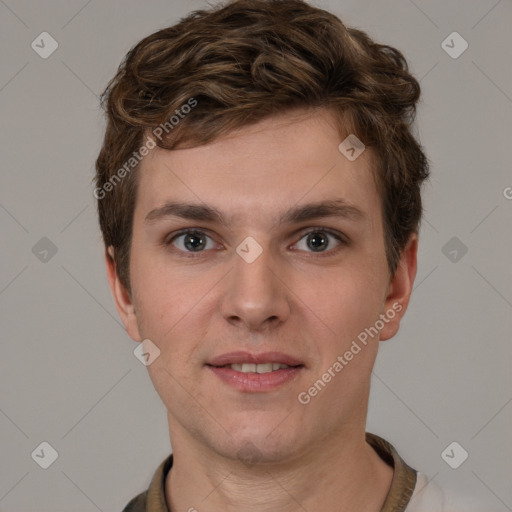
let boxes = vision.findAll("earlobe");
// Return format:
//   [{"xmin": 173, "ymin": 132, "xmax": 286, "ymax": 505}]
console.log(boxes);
[
  {"xmin": 379, "ymin": 234, "xmax": 418, "ymax": 341},
  {"xmin": 105, "ymin": 246, "xmax": 142, "ymax": 341}
]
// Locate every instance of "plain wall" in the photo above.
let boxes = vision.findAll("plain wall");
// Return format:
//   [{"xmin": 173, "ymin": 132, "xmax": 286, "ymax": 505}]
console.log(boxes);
[{"xmin": 1, "ymin": 0, "xmax": 511, "ymax": 510}]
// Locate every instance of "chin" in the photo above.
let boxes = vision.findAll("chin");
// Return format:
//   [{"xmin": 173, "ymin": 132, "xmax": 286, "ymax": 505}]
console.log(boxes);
[
  {"xmin": 217, "ymin": 421, "xmax": 305, "ymax": 464},
  {"xmin": 227, "ymin": 438, "xmax": 301, "ymax": 466}
]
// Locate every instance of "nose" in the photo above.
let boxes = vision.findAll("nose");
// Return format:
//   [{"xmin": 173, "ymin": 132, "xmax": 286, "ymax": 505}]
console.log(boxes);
[{"xmin": 220, "ymin": 242, "xmax": 291, "ymax": 332}]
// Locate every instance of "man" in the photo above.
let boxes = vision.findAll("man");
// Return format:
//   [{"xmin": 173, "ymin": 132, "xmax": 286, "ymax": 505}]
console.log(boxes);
[{"xmin": 95, "ymin": 0, "xmax": 443, "ymax": 510}]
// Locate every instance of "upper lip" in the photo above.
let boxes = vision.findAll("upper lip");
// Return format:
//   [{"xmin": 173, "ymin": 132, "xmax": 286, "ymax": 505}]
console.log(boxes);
[{"xmin": 207, "ymin": 351, "xmax": 304, "ymax": 367}]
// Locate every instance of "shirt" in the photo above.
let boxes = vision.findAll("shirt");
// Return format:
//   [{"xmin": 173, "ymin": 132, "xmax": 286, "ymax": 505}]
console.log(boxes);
[{"xmin": 122, "ymin": 432, "xmax": 443, "ymax": 512}]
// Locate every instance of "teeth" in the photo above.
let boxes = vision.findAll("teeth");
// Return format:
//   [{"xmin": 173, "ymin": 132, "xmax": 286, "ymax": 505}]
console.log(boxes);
[{"xmin": 229, "ymin": 363, "xmax": 290, "ymax": 373}]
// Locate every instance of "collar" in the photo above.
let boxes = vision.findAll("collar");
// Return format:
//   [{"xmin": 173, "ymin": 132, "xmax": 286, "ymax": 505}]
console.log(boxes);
[{"xmin": 123, "ymin": 432, "xmax": 417, "ymax": 512}]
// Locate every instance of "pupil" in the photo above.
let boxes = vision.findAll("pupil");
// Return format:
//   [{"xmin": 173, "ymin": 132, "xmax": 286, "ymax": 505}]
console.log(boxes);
[
  {"xmin": 185, "ymin": 232, "xmax": 205, "ymax": 251},
  {"xmin": 307, "ymin": 232, "xmax": 327, "ymax": 251},
  {"xmin": 182, "ymin": 232, "xmax": 329, "ymax": 252}
]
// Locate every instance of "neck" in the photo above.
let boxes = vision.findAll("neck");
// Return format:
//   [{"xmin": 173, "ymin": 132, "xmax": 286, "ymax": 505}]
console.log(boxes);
[{"xmin": 165, "ymin": 426, "xmax": 393, "ymax": 512}]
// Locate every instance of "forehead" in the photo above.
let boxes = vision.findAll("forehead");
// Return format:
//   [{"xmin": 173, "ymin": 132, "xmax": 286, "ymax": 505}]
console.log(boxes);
[{"xmin": 134, "ymin": 109, "xmax": 380, "ymax": 228}]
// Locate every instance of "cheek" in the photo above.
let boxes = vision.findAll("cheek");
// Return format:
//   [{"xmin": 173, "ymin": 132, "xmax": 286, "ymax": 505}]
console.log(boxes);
[
  {"xmin": 319, "ymin": 265, "xmax": 387, "ymax": 330},
  {"xmin": 130, "ymin": 251, "xmax": 221, "ymax": 360},
  {"xmin": 130, "ymin": 256, "xmax": 187, "ymax": 341}
]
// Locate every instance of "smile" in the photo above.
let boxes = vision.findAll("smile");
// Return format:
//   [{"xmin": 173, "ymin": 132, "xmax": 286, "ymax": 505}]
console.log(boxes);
[{"xmin": 225, "ymin": 363, "xmax": 291, "ymax": 373}]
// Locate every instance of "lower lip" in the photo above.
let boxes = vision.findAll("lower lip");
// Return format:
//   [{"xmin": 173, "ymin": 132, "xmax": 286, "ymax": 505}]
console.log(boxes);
[{"xmin": 207, "ymin": 365, "xmax": 303, "ymax": 392}]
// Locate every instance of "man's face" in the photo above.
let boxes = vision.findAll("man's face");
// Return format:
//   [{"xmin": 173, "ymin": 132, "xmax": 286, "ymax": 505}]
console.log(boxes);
[{"xmin": 109, "ymin": 108, "xmax": 414, "ymax": 463}]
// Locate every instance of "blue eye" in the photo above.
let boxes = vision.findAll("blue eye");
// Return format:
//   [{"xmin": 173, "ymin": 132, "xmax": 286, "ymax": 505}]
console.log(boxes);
[
  {"xmin": 294, "ymin": 230, "xmax": 344, "ymax": 253},
  {"xmin": 166, "ymin": 228, "xmax": 346, "ymax": 257},
  {"xmin": 169, "ymin": 230, "xmax": 216, "ymax": 252}
]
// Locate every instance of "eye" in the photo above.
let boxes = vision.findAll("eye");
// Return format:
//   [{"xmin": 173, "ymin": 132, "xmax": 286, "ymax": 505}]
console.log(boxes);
[
  {"xmin": 293, "ymin": 229, "xmax": 345, "ymax": 254},
  {"xmin": 165, "ymin": 228, "xmax": 346, "ymax": 257},
  {"xmin": 167, "ymin": 230, "xmax": 217, "ymax": 253}
]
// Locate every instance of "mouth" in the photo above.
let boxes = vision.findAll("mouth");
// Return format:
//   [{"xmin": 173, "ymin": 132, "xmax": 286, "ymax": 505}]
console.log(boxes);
[
  {"xmin": 206, "ymin": 351, "xmax": 305, "ymax": 392},
  {"xmin": 219, "ymin": 362, "xmax": 294, "ymax": 373}
]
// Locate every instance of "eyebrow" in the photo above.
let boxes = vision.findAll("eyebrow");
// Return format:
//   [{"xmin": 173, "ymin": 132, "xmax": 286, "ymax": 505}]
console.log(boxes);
[{"xmin": 144, "ymin": 199, "xmax": 365, "ymax": 226}]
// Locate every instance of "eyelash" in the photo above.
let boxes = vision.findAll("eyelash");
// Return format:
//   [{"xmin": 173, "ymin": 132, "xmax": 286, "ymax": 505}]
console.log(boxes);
[{"xmin": 164, "ymin": 228, "xmax": 348, "ymax": 259}]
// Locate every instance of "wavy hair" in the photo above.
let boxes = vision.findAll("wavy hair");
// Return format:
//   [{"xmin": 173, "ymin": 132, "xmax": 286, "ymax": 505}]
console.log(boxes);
[{"xmin": 95, "ymin": 0, "xmax": 429, "ymax": 292}]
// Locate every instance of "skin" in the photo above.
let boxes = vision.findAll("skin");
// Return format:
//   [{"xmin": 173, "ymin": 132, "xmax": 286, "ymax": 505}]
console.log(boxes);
[{"xmin": 106, "ymin": 107, "xmax": 418, "ymax": 512}]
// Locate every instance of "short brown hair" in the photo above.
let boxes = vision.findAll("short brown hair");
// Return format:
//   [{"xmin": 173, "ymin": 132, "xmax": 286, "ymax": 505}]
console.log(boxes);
[{"xmin": 95, "ymin": 0, "xmax": 429, "ymax": 292}]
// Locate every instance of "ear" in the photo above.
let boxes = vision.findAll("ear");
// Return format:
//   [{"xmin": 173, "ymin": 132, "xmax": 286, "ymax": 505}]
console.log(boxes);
[
  {"xmin": 105, "ymin": 246, "xmax": 142, "ymax": 342},
  {"xmin": 379, "ymin": 233, "xmax": 418, "ymax": 341}
]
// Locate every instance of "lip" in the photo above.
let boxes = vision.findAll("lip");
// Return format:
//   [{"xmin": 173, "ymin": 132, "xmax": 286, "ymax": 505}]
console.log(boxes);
[
  {"xmin": 206, "ymin": 351, "xmax": 305, "ymax": 393},
  {"xmin": 207, "ymin": 351, "xmax": 303, "ymax": 367},
  {"xmin": 207, "ymin": 365, "xmax": 304, "ymax": 392}
]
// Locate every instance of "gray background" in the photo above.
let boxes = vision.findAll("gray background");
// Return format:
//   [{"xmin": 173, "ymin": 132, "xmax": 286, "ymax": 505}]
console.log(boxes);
[{"xmin": 1, "ymin": 0, "xmax": 511, "ymax": 510}]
